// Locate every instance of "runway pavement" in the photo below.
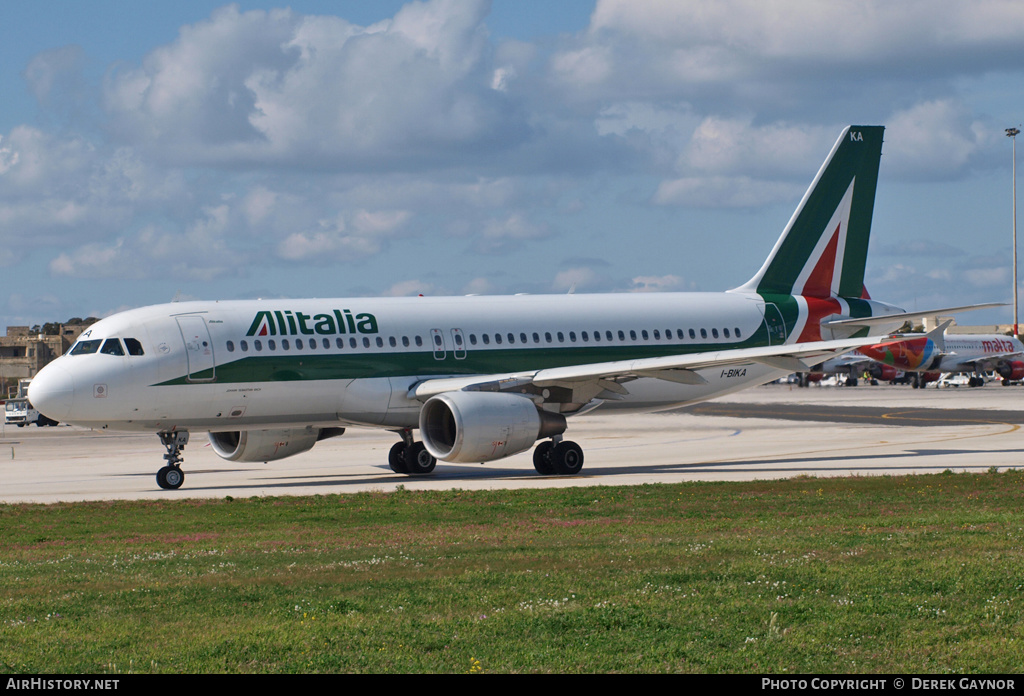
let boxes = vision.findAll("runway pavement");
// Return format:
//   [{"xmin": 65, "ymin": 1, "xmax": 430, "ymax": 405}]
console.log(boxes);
[{"xmin": 2, "ymin": 382, "xmax": 1022, "ymax": 503}]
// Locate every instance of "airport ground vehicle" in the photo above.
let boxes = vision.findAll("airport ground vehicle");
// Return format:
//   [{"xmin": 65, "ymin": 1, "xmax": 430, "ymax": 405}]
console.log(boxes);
[{"xmin": 4, "ymin": 397, "xmax": 58, "ymax": 426}]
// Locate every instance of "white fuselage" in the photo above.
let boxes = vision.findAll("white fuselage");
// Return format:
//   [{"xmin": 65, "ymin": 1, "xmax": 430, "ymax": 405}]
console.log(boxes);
[
  {"xmin": 936, "ymin": 335, "xmax": 1024, "ymax": 373},
  {"xmin": 28, "ymin": 291, "xmax": 902, "ymax": 435}
]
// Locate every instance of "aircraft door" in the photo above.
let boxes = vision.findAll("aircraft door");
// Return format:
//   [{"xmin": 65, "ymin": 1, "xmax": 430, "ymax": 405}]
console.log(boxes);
[
  {"xmin": 176, "ymin": 315, "xmax": 216, "ymax": 382},
  {"xmin": 763, "ymin": 303, "xmax": 788, "ymax": 346}
]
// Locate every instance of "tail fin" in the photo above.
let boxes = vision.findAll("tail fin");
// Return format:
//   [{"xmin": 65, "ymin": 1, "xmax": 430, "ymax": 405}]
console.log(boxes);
[{"xmin": 734, "ymin": 126, "xmax": 884, "ymax": 299}]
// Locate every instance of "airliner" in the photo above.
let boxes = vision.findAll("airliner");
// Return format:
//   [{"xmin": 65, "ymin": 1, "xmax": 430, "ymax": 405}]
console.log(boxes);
[
  {"xmin": 28, "ymin": 125, "xmax": 988, "ymax": 489},
  {"xmin": 799, "ymin": 349, "xmax": 902, "ymax": 387},
  {"xmin": 858, "ymin": 327, "xmax": 1024, "ymax": 387},
  {"xmin": 800, "ymin": 321, "xmax": 950, "ymax": 387}
]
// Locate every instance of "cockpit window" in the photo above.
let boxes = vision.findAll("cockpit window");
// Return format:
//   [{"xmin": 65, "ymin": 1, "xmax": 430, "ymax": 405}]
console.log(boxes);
[
  {"xmin": 69, "ymin": 339, "xmax": 102, "ymax": 355},
  {"xmin": 124, "ymin": 338, "xmax": 145, "ymax": 356},
  {"xmin": 101, "ymin": 339, "xmax": 125, "ymax": 356}
]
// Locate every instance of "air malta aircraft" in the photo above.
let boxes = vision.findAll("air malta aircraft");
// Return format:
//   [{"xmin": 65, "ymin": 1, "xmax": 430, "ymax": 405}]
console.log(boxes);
[
  {"xmin": 858, "ymin": 325, "xmax": 1024, "ymax": 387},
  {"xmin": 799, "ymin": 350, "xmax": 902, "ymax": 387},
  {"xmin": 800, "ymin": 320, "xmax": 945, "ymax": 387},
  {"xmin": 28, "ymin": 126, "xmax": 989, "ymax": 489}
]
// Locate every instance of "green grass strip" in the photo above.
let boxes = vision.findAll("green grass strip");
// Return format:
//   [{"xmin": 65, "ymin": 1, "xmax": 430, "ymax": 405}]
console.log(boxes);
[{"xmin": 2, "ymin": 470, "xmax": 1022, "ymax": 673}]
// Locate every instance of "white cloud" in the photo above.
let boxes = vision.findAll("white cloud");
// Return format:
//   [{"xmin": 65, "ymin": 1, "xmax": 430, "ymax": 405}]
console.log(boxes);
[
  {"xmin": 461, "ymin": 276, "xmax": 497, "ymax": 295},
  {"xmin": 473, "ymin": 213, "xmax": 550, "ymax": 254},
  {"xmin": 275, "ymin": 209, "xmax": 411, "ymax": 262},
  {"xmin": 101, "ymin": 0, "xmax": 524, "ymax": 168},
  {"xmin": 885, "ymin": 100, "xmax": 992, "ymax": 179},
  {"xmin": 552, "ymin": 266, "xmax": 614, "ymax": 293},
  {"xmin": 629, "ymin": 275, "xmax": 691, "ymax": 292},
  {"xmin": 23, "ymin": 45, "xmax": 87, "ymax": 107},
  {"xmin": 383, "ymin": 280, "xmax": 435, "ymax": 297},
  {"xmin": 585, "ymin": 0, "xmax": 1024, "ymax": 70},
  {"xmin": 654, "ymin": 175, "xmax": 801, "ymax": 208}
]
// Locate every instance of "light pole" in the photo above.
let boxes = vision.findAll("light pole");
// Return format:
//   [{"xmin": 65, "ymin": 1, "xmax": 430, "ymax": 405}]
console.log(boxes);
[{"xmin": 1008, "ymin": 127, "xmax": 1020, "ymax": 338}]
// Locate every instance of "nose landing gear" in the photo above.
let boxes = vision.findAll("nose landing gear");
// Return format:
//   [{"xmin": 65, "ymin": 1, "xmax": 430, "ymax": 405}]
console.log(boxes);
[{"xmin": 156, "ymin": 431, "xmax": 189, "ymax": 490}]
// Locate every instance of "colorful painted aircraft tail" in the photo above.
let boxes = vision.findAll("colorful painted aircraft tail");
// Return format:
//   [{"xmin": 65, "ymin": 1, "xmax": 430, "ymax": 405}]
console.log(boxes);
[{"xmin": 734, "ymin": 126, "xmax": 884, "ymax": 300}]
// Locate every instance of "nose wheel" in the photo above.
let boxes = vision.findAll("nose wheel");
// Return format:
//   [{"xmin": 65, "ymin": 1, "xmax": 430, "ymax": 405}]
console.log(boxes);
[
  {"xmin": 156, "ymin": 431, "xmax": 189, "ymax": 490},
  {"xmin": 156, "ymin": 465, "xmax": 185, "ymax": 490}
]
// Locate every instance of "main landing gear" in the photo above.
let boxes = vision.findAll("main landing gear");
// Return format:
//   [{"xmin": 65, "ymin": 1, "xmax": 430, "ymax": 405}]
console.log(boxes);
[
  {"xmin": 387, "ymin": 430, "xmax": 585, "ymax": 476},
  {"xmin": 156, "ymin": 431, "xmax": 189, "ymax": 490},
  {"xmin": 388, "ymin": 430, "xmax": 436, "ymax": 475},
  {"xmin": 532, "ymin": 438, "xmax": 584, "ymax": 476}
]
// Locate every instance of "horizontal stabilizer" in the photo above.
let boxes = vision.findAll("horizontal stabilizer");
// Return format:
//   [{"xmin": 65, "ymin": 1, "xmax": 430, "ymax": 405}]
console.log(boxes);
[{"xmin": 821, "ymin": 303, "xmax": 1005, "ymax": 329}]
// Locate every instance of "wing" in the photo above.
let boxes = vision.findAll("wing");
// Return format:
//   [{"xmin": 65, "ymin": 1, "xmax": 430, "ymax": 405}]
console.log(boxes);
[{"xmin": 409, "ymin": 337, "xmax": 876, "ymax": 404}]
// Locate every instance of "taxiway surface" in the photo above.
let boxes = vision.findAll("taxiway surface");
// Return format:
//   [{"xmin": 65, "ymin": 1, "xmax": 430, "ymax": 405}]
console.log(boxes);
[{"xmin": 1, "ymin": 383, "xmax": 1021, "ymax": 503}]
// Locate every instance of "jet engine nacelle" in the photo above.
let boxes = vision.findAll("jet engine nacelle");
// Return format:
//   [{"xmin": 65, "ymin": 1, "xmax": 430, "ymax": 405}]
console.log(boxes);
[
  {"xmin": 868, "ymin": 363, "xmax": 899, "ymax": 382},
  {"xmin": 419, "ymin": 391, "xmax": 567, "ymax": 463},
  {"xmin": 998, "ymin": 360, "xmax": 1024, "ymax": 381},
  {"xmin": 209, "ymin": 427, "xmax": 345, "ymax": 462}
]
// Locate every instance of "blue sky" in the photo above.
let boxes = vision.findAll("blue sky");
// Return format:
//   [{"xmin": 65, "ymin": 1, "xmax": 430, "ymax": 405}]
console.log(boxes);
[{"xmin": 1, "ymin": 0, "xmax": 1022, "ymax": 331}]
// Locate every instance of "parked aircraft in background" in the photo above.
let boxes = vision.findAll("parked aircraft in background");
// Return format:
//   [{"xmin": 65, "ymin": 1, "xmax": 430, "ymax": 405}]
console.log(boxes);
[
  {"xmin": 859, "ymin": 327, "xmax": 1024, "ymax": 387},
  {"xmin": 797, "ymin": 350, "xmax": 906, "ymax": 387},
  {"xmin": 798, "ymin": 322, "xmax": 948, "ymax": 387},
  {"xmin": 27, "ymin": 126, "xmax": 995, "ymax": 489}
]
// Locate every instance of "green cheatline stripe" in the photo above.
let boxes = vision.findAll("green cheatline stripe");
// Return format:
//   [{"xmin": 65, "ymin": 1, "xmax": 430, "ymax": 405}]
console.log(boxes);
[{"xmin": 155, "ymin": 330, "xmax": 772, "ymax": 386}]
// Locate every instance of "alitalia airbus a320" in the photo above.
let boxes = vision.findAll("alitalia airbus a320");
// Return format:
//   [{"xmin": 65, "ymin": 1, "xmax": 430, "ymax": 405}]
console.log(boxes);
[{"xmin": 28, "ymin": 126, "xmax": 991, "ymax": 489}]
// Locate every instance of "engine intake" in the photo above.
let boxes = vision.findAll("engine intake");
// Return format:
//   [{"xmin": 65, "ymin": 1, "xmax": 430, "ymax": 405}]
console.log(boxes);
[
  {"xmin": 998, "ymin": 360, "xmax": 1024, "ymax": 382},
  {"xmin": 420, "ymin": 391, "xmax": 566, "ymax": 463}
]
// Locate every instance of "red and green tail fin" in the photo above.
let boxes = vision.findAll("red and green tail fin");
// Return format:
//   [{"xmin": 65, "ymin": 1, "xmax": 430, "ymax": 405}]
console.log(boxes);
[{"xmin": 735, "ymin": 126, "xmax": 884, "ymax": 300}]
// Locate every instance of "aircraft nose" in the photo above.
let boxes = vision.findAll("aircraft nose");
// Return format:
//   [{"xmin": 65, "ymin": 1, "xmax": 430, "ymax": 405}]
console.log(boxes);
[{"xmin": 28, "ymin": 362, "xmax": 75, "ymax": 422}]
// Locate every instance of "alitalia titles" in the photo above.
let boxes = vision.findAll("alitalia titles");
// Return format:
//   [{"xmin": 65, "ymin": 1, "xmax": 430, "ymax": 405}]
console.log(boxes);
[{"xmin": 247, "ymin": 310, "xmax": 379, "ymax": 337}]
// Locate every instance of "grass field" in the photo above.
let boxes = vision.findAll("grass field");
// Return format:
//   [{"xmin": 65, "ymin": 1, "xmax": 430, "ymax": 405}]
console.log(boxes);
[{"xmin": 2, "ymin": 470, "xmax": 1023, "ymax": 673}]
